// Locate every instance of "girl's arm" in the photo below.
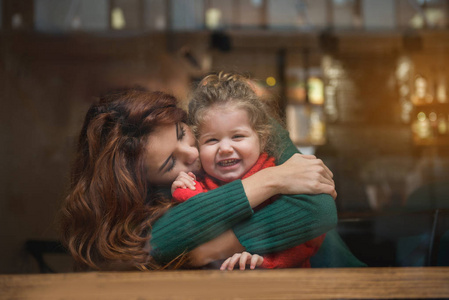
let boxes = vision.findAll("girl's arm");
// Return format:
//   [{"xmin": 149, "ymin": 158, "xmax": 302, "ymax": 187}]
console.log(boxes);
[{"xmin": 150, "ymin": 122, "xmax": 337, "ymax": 266}]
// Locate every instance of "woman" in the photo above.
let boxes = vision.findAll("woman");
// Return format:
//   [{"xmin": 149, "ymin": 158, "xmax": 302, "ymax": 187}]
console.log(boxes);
[{"xmin": 60, "ymin": 88, "xmax": 359, "ymax": 271}]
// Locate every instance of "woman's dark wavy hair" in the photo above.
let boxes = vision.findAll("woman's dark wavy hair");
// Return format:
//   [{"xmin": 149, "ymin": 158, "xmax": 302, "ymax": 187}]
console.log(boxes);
[{"xmin": 60, "ymin": 89, "xmax": 187, "ymax": 271}]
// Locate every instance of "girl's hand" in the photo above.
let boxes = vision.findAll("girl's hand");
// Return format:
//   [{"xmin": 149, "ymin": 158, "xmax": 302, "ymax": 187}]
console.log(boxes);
[
  {"xmin": 170, "ymin": 171, "xmax": 196, "ymax": 195},
  {"xmin": 220, "ymin": 252, "xmax": 263, "ymax": 271},
  {"xmin": 274, "ymin": 154, "xmax": 337, "ymax": 200}
]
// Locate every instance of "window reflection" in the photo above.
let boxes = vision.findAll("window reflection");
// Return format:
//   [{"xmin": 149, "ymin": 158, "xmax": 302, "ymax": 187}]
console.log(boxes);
[{"xmin": 2, "ymin": 0, "xmax": 449, "ymax": 274}]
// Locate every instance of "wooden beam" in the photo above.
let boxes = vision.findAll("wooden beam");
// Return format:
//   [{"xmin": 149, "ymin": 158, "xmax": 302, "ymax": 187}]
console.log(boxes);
[{"xmin": 1, "ymin": 267, "xmax": 449, "ymax": 299}]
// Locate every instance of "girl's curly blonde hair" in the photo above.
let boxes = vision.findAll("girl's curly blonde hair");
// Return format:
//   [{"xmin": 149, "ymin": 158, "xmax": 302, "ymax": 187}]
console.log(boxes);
[{"xmin": 188, "ymin": 72, "xmax": 278, "ymax": 157}]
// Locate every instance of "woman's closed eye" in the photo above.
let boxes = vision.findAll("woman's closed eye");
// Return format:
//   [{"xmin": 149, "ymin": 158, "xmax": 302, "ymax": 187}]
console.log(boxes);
[
  {"xmin": 159, "ymin": 124, "xmax": 185, "ymax": 175},
  {"xmin": 166, "ymin": 124, "xmax": 186, "ymax": 173},
  {"xmin": 159, "ymin": 154, "xmax": 177, "ymax": 174},
  {"xmin": 166, "ymin": 156, "xmax": 177, "ymax": 173}
]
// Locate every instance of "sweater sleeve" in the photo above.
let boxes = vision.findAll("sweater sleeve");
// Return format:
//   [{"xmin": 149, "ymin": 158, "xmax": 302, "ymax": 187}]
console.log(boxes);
[
  {"xmin": 150, "ymin": 180, "xmax": 253, "ymax": 265},
  {"xmin": 232, "ymin": 122, "xmax": 338, "ymax": 254}
]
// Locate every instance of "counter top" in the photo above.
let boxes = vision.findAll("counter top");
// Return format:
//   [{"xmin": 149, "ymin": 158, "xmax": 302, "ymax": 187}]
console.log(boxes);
[{"xmin": 2, "ymin": 267, "xmax": 449, "ymax": 299}]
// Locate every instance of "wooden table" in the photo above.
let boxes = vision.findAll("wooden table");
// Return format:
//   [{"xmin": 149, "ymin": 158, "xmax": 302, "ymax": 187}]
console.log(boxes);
[{"xmin": 1, "ymin": 267, "xmax": 449, "ymax": 299}]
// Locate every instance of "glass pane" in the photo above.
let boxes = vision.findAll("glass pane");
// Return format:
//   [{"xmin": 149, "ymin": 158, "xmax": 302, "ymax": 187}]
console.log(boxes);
[
  {"xmin": 206, "ymin": 0, "xmax": 233, "ymax": 29},
  {"xmin": 143, "ymin": 0, "xmax": 167, "ymax": 30},
  {"xmin": 267, "ymin": 0, "xmax": 303, "ymax": 29},
  {"xmin": 111, "ymin": 0, "xmax": 142, "ymax": 30},
  {"xmin": 34, "ymin": 0, "xmax": 108, "ymax": 32},
  {"xmin": 333, "ymin": 0, "xmax": 358, "ymax": 28},
  {"xmin": 171, "ymin": 0, "xmax": 204, "ymax": 30},
  {"xmin": 237, "ymin": 0, "xmax": 265, "ymax": 28},
  {"xmin": 362, "ymin": 0, "xmax": 396, "ymax": 29},
  {"xmin": 397, "ymin": 0, "xmax": 448, "ymax": 29},
  {"xmin": 307, "ymin": 0, "xmax": 328, "ymax": 29}
]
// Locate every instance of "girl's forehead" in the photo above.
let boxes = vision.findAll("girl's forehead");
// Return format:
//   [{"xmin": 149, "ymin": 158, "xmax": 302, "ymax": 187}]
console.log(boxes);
[
  {"xmin": 202, "ymin": 105, "xmax": 248, "ymax": 124},
  {"xmin": 201, "ymin": 107, "xmax": 253, "ymax": 129},
  {"xmin": 204, "ymin": 102, "xmax": 243, "ymax": 115}
]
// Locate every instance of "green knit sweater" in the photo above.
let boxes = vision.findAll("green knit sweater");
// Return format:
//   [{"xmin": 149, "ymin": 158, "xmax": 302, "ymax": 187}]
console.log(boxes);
[{"xmin": 150, "ymin": 122, "xmax": 365, "ymax": 267}]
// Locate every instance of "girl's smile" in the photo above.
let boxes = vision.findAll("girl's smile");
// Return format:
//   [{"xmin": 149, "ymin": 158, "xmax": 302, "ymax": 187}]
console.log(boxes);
[
  {"xmin": 198, "ymin": 106, "xmax": 261, "ymax": 183},
  {"xmin": 217, "ymin": 158, "xmax": 241, "ymax": 167}
]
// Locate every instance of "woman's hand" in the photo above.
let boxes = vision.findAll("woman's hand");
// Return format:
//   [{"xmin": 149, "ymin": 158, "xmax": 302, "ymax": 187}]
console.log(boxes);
[
  {"xmin": 242, "ymin": 154, "xmax": 336, "ymax": 208},
  {"xmin": 170, "ymin": 171, "xmax": 197, "ymax": 195},
  {"xmin": 273, "ymin": 154, "xmax": 337, "ymax": 199},
  {"xmin": 220, "ymin": 252, "xmax": 264, "ymax": 271}
]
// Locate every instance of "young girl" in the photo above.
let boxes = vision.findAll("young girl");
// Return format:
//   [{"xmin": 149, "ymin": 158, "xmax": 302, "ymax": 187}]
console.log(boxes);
[{"xmin": 171, "ymin": 72, "xmax": 326, "ymax": 270}]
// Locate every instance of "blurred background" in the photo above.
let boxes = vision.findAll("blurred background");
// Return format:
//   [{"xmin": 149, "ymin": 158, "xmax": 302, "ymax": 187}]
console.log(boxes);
[{"xmin": 1, "ymin": 0, "xmax": 449, "ymax": 273}]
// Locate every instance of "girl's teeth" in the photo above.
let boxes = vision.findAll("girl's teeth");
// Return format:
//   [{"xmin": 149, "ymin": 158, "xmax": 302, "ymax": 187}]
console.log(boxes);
[{"xmin": 218, "ymin": 159, "xmax": 239, "ymax": 166}]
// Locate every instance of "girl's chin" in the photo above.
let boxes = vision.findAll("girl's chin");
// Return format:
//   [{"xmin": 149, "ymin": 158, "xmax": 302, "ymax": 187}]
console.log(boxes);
[{"xmin": 216, "ymin": 173, "xmax": 244, "ymax": 183}]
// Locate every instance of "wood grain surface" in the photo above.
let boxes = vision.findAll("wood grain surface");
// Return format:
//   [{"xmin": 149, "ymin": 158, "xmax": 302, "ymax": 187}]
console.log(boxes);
[{"xmin": 1, "ymin": 267, "xmax": 449, "ymax": 299}]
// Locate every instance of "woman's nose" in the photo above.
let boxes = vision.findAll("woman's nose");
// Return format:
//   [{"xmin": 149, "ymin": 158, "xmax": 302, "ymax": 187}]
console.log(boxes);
[{"xmin": 179, "ymin": 143, "xmax": 199, "ymax": 165}]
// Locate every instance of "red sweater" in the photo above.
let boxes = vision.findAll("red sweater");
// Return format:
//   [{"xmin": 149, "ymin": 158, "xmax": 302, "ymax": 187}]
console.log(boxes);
[{"xmin": 172, "ymin": 153, "xmax": 325, "ymax": 268}]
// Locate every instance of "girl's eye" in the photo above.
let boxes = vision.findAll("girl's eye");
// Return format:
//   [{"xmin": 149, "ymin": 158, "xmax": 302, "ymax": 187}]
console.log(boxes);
[
  {"xmin": 205, "ymin": 138, "xmax": 218, "ymax": 144},
  {"xmin": 233, "ymin": 135, "xmax": 244, "ymax": 139}
]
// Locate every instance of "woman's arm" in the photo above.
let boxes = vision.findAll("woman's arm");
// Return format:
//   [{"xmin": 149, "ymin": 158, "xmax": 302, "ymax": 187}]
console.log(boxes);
[
  {"xmin": 150, "ymin": 180, "xmax": 253, "ymax": 265},
  {"xmin": 150, "ymin": 163, "xmax": 312, "ymax": 265},
  {"xmin": 233, "ymin": 122, "xmax": 337, "ymax": 255},
  {"xmin": 187, "ymin": 126, "xmax": 337, "ymax": 265},
  {"xmin": 150, "ymin": 122, "xmax": 337, "ymax": 266},
  {"xmin": 233, "ymin": 193, "xmax": 336, "ymax": 255},
  {"xmin": 188, "ymin": 230, "xmax": 245, "ymax": 267}
]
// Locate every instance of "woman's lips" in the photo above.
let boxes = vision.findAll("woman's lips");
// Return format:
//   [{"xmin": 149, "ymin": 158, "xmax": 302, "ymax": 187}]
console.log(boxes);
[{"xmin": 217, "ymin": 159, "xmax": 241, "ymax": 167}]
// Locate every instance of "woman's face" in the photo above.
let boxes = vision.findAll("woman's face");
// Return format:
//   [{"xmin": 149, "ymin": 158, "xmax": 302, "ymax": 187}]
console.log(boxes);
[{"xmin": 144, "ymin": 123, "xmax": 201, "ymax": 186}]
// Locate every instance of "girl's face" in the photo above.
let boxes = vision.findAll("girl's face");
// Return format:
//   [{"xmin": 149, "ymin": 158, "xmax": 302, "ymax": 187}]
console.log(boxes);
[
  {"xmin": 198, "ymin": 106, "xmax": 261, "ymax": 183},
  {"xmin": 144, "ymin": 122, "xmax": 201, "ymax": 186}
]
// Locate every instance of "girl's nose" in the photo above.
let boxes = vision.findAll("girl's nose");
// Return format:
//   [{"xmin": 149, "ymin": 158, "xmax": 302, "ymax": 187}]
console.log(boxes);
[{"xmin": 218, "ymin": 140, "xmax": 233, "ymax": 155}]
